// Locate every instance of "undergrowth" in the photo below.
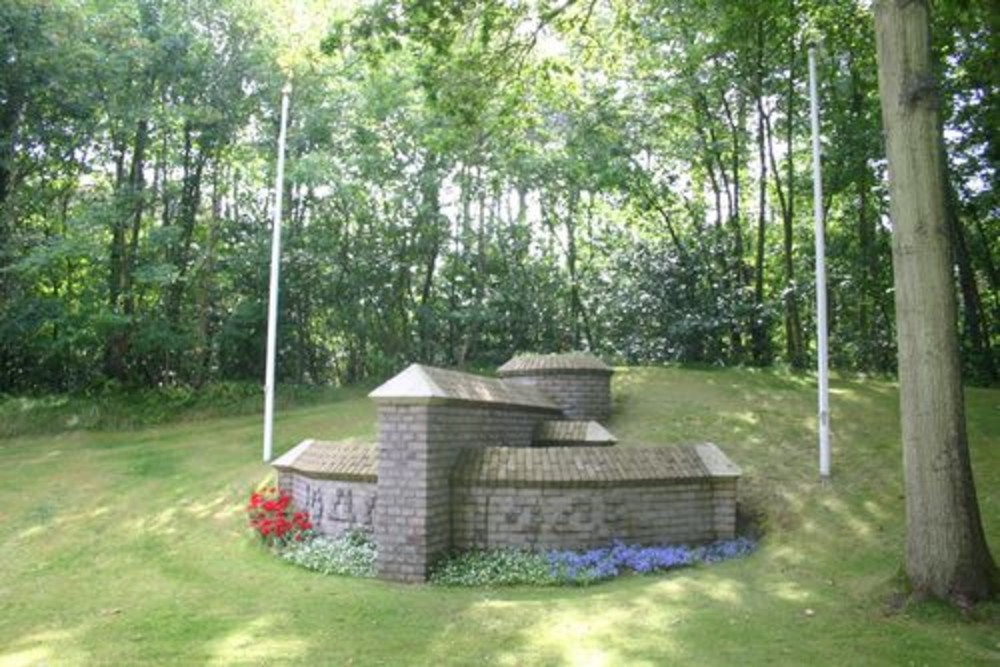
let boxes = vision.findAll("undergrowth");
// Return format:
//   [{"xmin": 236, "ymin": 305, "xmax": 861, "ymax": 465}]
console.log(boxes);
[{"xmin": 0, "ymin": 382, "xmax": 346, "ymax": 438}]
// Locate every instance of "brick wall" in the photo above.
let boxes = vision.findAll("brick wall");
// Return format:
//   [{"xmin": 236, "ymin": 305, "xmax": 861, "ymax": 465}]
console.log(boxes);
[
  {"xmin": 505, "ymin": 372, "xmax": 612, "ymax": 422},
  {"xmin": 279, "ymin": 471, "xmax": 377, "ymax": 538},
  {"xmin": 279, "ymin": 438, "xmax": 739, "ymax": 577},
  {"xmin": 374, "ymin": 401, "xmax": 561, "ymax": 582},
  {"xmin": 450, "ymin": 444, "xmax": 739, "ymax": 552},
  {"xmin": 451, "ymin": 480, "xmax": 736, "ymax": 551}
]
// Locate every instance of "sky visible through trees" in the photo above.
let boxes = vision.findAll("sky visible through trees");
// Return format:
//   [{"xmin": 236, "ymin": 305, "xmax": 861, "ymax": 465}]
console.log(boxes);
[{"xmin": 0, "ymin": 0, "xmax": 996, "ymax": 392}]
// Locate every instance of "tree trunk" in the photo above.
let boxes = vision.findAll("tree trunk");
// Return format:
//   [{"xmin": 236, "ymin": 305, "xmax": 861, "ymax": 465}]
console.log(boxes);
[
  {"xmin": 933, "ymin": 64, "xmax": 996, "ymax": 382},
  {"xmin": 721, "ymin": 91, "xmax": 746, "ymax": 359},
  {"xmin": 944, "ymin": 169, "xmax": 996, "ymax": 383},
  {"xmin": 567, "ymin": 189, "xmax": 580, "ymax": 348},
  {"xmin": 105, "ymin": 124, "xmax": 146, "ymax": 382},
  {"xmin": 0, "ymin": 91, "xmax": 22, "ymax": 216},
  {"xmin": 167, "ymin": 121, "xmax": 205, "ymax": 326},
  {"xmin": 418, "ymin": 155, "xmax": 442, "ymax": 360},
  {"xmin": 873, "ymin": 0, "xmax": 996, "ymax": 605},
  {"xmin": 764, "ymin": 42, "xmax": 805, "ymax": 369},
  {"xmin": 752, "ymin": 18, "xmax": 770, "ymax": 365},
  {"xmin": 124, "ymin": 118, "xmax": 148, "ymax": 317}
]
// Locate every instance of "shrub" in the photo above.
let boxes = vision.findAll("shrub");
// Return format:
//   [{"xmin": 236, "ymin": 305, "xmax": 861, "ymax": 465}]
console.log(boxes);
[
  {"xmin": 246, "ymin": 487, "xmax": 313, "ymax": 547},
  {"xmin": 281, "ymin": 529, "xmax": 377, "ymax": 578}
]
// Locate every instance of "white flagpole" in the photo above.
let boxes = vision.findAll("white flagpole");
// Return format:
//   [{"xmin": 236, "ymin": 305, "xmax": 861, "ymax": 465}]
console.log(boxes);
[
  {"xmin": 808, "ymin": 46, "xmax": 831, "ymax": 479},
  {"xmin": 263, "ymin": 82, "xmax": 291, "ymax": 463}
]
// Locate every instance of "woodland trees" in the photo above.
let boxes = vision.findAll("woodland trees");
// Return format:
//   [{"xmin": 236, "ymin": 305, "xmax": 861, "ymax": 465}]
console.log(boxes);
[{"xmin": 0, "ymin": 0, "xmax": 995, "ymax": 392}]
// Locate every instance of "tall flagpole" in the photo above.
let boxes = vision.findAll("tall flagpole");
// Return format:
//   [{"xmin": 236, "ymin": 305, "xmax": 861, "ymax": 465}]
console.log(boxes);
[
  {"xmin": 808, "ymin": 46, "xmax": 831, "ymax": 479},
  {"xmin": 263, "ymin": 82, "xmax": 292, "ymax": 463}
]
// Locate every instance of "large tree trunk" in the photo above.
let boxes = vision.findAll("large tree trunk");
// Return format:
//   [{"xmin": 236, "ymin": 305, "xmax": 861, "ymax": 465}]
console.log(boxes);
[{"xmin": 873, "ymin": 0, "xmax": 996, "ymax": 605}]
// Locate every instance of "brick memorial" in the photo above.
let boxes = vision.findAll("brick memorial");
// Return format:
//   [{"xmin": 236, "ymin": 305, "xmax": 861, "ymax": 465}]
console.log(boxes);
[
  {"xmin": 498, "ymin": 352, "xmax": 614, "ymax": 422},
  {"xmin": 274, "ymin": 352, "xmax": 741, "ymax": 583}
]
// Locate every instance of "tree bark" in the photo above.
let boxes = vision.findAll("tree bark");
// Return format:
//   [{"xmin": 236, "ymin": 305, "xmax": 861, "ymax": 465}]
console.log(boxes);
[
  {"xmin": 873, "ymin": 0, "xmax": 996, "ymax": 605},
  {"xmin": 765, "ymin": 86, "xmax": 805, "ymax": 368},
  {"xmin": 167, "ymin": 121, "xmax": 206, "ymax": 326},
  {"xmin": 417, "ymin": 155, "xmax": 443, "ymax": 360},
  {"xmin": 124, "ymin": 118, "xmax": 148, "ymax": 317},
  {"xmin": 721, "ymin": 90, "xmax": 746, "ymax": 359},
  {"xmin": 752, "ymin": 17, "xmax": 770, "ymax": 365}
]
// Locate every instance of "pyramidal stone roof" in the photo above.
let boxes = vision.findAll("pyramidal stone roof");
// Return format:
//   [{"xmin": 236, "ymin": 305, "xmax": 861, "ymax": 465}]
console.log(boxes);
[
  {"xmin": 369, "ymin": 363, "xmax": 560, "ymax": 410},
  {"xmin": 272, "ymin": 439, "xmax": 377, "ymax": 482},
  {"xmin": 497, "ymin": 352, "xmax": 613, "ymax": 376},
  {"xmin": 535, "ymin": 420, "xmax": 617, "ymax": 446},
  {"xmin": 452, "ymin": 443, "xmax": 740, "ymax": 488}
]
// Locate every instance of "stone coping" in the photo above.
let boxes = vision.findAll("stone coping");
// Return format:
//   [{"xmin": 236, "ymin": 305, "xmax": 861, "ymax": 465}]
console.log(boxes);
[
  {"xmin": 369, "ymin": 363, "xmax": 560, "ymax": 411},
  {"xmin": 534, "ymin": 420, "xmax": 617, "ymax": 446},
  {"xmin": 497, "ymin": 352, "xmax": 613, "ymax": 377},
  {"xmin": 272, "ymin": 439, "xmax": 377, "ymax": 482},
  {"xmin": 452, "ymin": 443, "xmax": 740, "ymax": 489}
]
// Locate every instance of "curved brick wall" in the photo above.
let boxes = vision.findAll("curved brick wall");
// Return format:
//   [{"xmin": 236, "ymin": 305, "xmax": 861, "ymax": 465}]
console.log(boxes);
[
  {"xmin": 450, "ymin": 444, "xmax": 738, "ymax": 551},
  {"xmin": 277, "ymin": 440, "xmax": 740, "ymax": 574},
  {"xmin": 504, "ymin": 372, "xmax": 612, "ymax": 422},
  {"xmin": 281, "ymin": 474, "xmax": 377, "ymax": 538},
  {"xmin": 274, "ymin": 440, "xmax": 378, "ymax": 538}
]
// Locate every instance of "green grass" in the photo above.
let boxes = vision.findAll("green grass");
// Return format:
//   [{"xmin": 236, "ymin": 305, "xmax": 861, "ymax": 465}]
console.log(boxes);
[
  {"xmin": 0, "ymin": 382, "xmax": 358, "ymax": 439},
  {"xmin": 0, "ymin": 366, "xmax": 997, "ymax": 666}
]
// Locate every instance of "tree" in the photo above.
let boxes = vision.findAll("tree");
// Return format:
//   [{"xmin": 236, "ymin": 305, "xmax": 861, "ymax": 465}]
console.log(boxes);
[
  {"xmin": 1, "ymin": 0, "xmax": 995, "ymax": 393},
  {"xmin": 873, "ymin": 0, "xmax": 996, "ymax": 604}
]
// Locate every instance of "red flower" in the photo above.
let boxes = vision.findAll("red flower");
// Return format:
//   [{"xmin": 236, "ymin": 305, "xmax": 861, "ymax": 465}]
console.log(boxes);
[{"xmin": 246, "ymin": 486, "xmax": 312, "ymax": 546}]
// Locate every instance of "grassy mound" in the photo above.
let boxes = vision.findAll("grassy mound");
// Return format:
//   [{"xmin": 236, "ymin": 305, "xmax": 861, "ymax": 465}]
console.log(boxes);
[{"xmin": 0, "ymin": 366, "xmax": 997, "ymax": 665}]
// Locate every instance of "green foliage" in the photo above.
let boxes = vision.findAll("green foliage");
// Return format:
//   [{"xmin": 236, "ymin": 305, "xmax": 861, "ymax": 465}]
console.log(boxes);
[
  {"xmin": 0, "ymin": 368, "xmax": 996, "ymax": 663},
  {"xmin": 0, "ymin": 382, "xmax": 341, "ymax": 438},
  {"xmin": 280, "ymin": 530, "xmax": 378, "ymax": 578},
  {"xmin": 430, "ymin": 549, "xmax": 554, "ymax": 587},
  {"xmin": 430, "ymin": 539, "xmax": 757, "ymax": 587},
  {"xmin": 0, "ymin": 0, "xmax": 995, "ymax": 393}
]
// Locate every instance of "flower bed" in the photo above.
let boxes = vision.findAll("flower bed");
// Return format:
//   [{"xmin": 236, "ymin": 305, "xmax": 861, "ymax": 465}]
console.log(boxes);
[
  {"xmin": 430, "ymin": 537, "xmax": 758, "ymax": 587},
  {"xmin": 281, "ymin": 530, "xmax": 377, "ymax": 578},
  {"xmin": 249, "ymin": 488, "xmax": 756, "ymax": 586},
  {"xmin": 247, "ymin": 488, "xmax": 376, "ymax": 577}
]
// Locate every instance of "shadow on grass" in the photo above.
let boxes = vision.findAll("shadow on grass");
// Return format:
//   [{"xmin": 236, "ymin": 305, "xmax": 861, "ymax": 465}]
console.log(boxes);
[{"xmin": 0, "ymin": 366, "xmax": 997, "ymax": 665}]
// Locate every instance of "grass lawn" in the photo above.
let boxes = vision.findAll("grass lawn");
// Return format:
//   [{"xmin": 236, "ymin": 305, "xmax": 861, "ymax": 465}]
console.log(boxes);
[{"xmin": 1, "ymin": 367, "xmax": 997, "ymax": 666}]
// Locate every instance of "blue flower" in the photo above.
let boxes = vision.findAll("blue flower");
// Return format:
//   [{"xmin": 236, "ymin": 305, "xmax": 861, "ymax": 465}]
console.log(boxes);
[{"xmin": 541, "ymin": 537, "xmax": 756, "ymax": 585}]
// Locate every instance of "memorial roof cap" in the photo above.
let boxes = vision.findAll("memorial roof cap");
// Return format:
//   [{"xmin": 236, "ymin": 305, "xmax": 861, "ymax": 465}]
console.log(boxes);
[
  {"xmin": 497, "ymin": 352, "xmax": 613, "ymax": 376},
  {"xmin": 369, "ymin": 363, "xmax": 560, "ymax": 410},
  {"xmin": 452, "ymin": 442, "xmax": 740, "ymax": 488},
  {"xmin": 272, "ymin": 439, "xmax": 377, "ymax": 482},
  {"xmin": 535, "ymin": 420, "xmax": 617, "ymax": 446}
]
